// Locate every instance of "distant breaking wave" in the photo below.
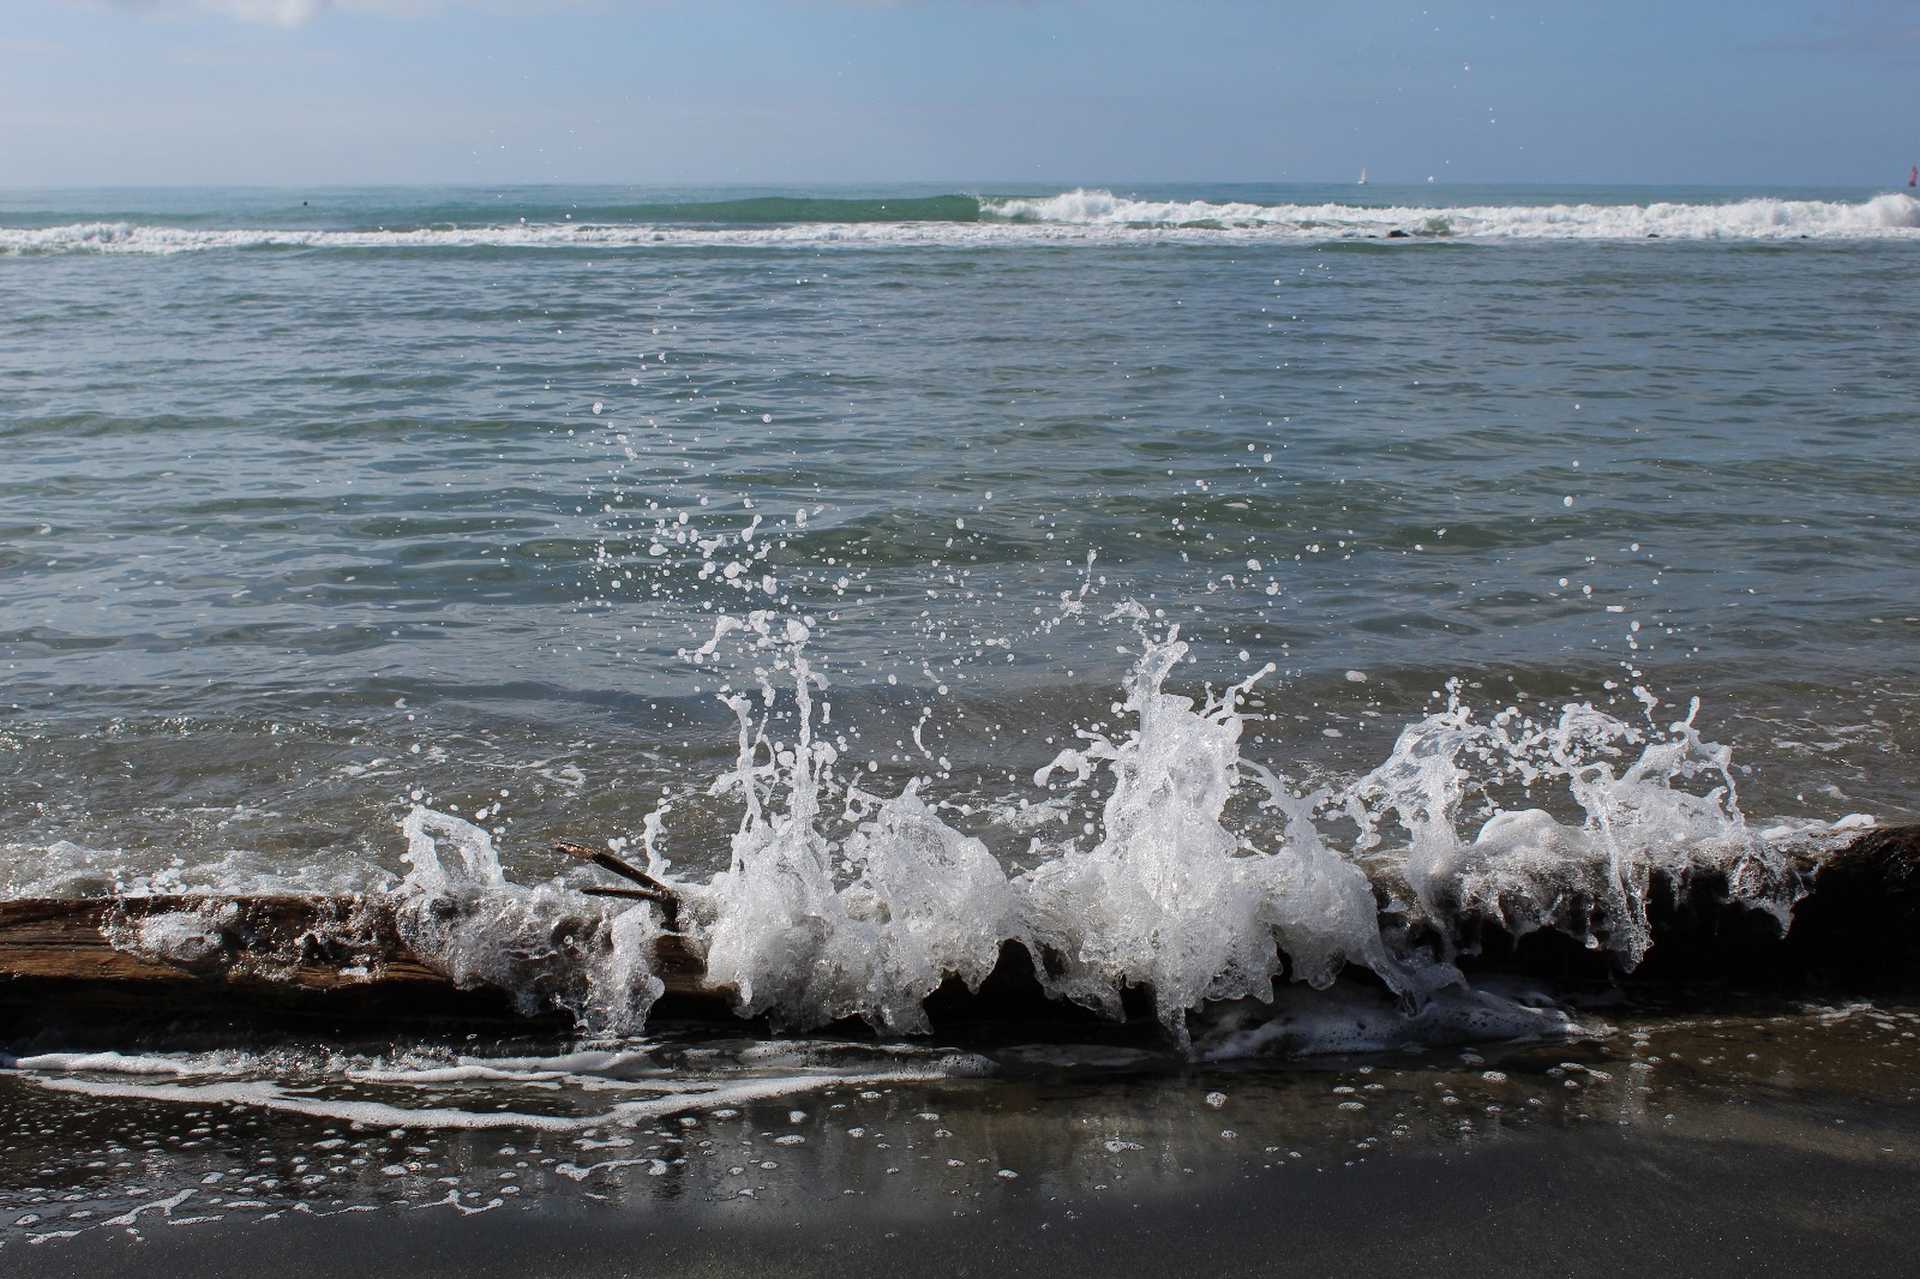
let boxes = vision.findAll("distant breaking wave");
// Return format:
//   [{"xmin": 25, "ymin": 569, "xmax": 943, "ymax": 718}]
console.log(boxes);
[
  {"xmin": 980, "ymin": 189, "xmax": 1920, "ymax": 237},
  {"xmin": 6, "ymin": 190, "xmax": 1918, "ymax": 254}
]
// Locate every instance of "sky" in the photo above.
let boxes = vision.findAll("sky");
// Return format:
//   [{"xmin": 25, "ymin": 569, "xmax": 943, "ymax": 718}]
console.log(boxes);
[{"xmin": 3, "ymin": 0, "xmax": 1917, "ymax": 187}]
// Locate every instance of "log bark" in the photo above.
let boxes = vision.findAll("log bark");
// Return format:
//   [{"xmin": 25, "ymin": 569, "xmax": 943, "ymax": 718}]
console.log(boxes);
[
  {"xmin": 0, "ymin": 894, "xmax": 724, "ymax": 1035},
  {"xmin": 1, "ymin": 825, "xmax": 1915, "ymax": 1039}
]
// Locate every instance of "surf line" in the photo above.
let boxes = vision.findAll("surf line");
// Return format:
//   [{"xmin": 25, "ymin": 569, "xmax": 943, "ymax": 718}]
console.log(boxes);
[{"xmin": 1, "ymin": 824, "xmax": 1914, "ymax": 1044}]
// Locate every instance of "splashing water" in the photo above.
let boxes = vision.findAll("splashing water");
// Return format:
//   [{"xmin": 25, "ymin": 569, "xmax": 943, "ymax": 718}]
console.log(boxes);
[
  {"xmin": 1343, "ymin": 682, "xmax": 1780, "ymax": 966},
  {"xmin": 9, "ymin": 191, "xmax": 1919, "ymax": 255},
  {"xmin": 669, "ymin": 607, "xmax": 1425, "ymax": 1046},
  {"xmin": 687, "ymin": 612, "xmax": 1021, "ymax": 1034},
  {"xmin": 1019, "ymin": 607, "xmax": 1407, "ymax": 1046},
  {"xmin": 397, "ymin": 806, "xmax": 666, "ymax": 1034},
  {"xmin": 206, "ymin": 605, "xmax": 1812, "ymax": 1052}
]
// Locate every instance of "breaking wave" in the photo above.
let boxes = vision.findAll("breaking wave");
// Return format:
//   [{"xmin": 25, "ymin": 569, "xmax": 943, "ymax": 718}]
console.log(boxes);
[
  {"xmin": 978, "ymin": 189, "xmax": 1920, "ymax": 239},
  {"xmin": 6, "ymin": 191, "xmax": 1917, "ymax": 254},
  {"xmin": 383, "ymin": 606, "xmax": 1866, "ymax": 1047},
  {"xmin": 26, "ymin": 606, "xmax": 1858, "ymax": 1055}
]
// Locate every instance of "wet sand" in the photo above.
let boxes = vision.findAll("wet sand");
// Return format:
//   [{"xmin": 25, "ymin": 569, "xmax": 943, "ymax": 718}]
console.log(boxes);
[
  {"xmin": 8, "ymin": 1118, "xmax": 1914, "ymax": 1279},
  {"xmin": 5, "ymin": 999, "xmax": 1916, "ymax": 1277}
]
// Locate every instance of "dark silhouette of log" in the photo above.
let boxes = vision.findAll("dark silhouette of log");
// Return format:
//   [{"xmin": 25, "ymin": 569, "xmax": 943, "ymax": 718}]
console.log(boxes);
[
  {"xmin": 1415, "ymin": 823, "xmax": 1920, "ymax": 986},
  {"xmin": 0, "ymin": 825, "xmax": 1915, "ymax": 1040}
]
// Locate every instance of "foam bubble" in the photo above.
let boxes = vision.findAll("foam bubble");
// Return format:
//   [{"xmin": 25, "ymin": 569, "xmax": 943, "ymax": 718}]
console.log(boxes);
[
  {"xmin": 1018, "ymin": 615, "xmax": 1402, "ymax": 1046},
  {"xmin": 393, "ymin": 807, "xmax": 667, "ymax": 1033},
  {"xmin": 8, "ymin": 1049, "xmax": 976, "ymax": 1133},
  {"xmin": 690, "ymin": 617, "xmax": 1022, "ymax": 1034}
]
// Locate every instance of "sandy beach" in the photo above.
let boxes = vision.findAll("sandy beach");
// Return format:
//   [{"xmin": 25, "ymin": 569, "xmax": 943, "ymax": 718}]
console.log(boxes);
[{"xmin": 11, "ymin": 1117, "xmax": 1913, "ymax": 1279}]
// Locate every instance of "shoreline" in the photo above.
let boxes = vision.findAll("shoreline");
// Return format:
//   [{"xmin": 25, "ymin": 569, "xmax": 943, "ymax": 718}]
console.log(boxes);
[
  {"xmin": 5, "ymin": 997, "xmax": 1917, "ymax": 1277},
  {"xmin": 8, "ymin": 1119, "xmax": 1913, "ymax": 1279}
]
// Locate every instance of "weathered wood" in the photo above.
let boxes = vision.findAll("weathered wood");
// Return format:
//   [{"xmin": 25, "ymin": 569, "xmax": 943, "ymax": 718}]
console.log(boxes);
[
  {"xmin": 1, "ymin": 825, "xmax": 1915, "ymax": 1038},
  {"xmin": 581, "ymin": 886, "xmax": 674, "ymax": 901},
  {"xmin": 0, "ymin": 892, "xmax": 725, "ymax": 1036},
  {"xmin": 552, "ymin": 839, "xmax": 679, "ymax": 926}
]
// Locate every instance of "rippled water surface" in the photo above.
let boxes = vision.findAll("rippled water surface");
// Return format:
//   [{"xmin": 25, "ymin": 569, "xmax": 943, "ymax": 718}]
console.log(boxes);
[{"xmin": 3, "ymin": 184, "xmax": 1918, "ymax": 883}]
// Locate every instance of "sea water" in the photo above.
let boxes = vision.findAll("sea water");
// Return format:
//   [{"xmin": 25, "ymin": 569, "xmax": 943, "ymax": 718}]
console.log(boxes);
[{"xmin": 3, "ymin": 184, "xmax": 1919, "ymax": 1234}]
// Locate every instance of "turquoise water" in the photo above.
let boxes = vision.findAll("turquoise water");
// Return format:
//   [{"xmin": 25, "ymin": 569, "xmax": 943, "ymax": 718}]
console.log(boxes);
[{"xmin": 3, "ymin": 183, "xmax": 1918, "ymax": 884}]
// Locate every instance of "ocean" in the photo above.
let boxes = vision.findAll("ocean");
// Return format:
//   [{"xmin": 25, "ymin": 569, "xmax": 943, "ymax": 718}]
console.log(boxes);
[{"xmin": 2, "ymin": 183, "xmax": 1918, "ymax": 1261}]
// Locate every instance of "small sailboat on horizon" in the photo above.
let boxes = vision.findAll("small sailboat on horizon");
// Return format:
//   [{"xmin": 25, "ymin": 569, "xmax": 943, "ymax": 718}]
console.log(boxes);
[{"xmin": 1357, "ymin": 167, "xmax": 1368, "ymax": 186}]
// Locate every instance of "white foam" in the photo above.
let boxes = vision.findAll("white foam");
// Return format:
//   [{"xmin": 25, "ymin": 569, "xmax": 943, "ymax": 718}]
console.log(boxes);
[
  {"xmin": 664, "ymin": 610, "xmax": 1817, "ymax": 1046},
  {"xmin": 982, "ymin": 189, "xmax": 1920, "ymax": 239},
  {"xmin": 11, "ymin": 1050, "xmax": 203, "ymax": 1076},
  {"xmin": 393, "ymin": 807, "xmax": 667, "ymax": 1034},
  {"xmin": 0, "ymin": 841, "xmax": 395, "ymax": 900},
  {"xmin": 11, "ymin": 1063, "xmax": 969, "ymax": 1133},
  {"xmin": 132, "ymin": 911, "xmax": 226, "ymax": 966},
  {"xmin": 6, "ymin": 192, "xmax": 1916, "ymax": 255},
  {"xmin": 2, "ymin": 610, "xmax": 1848, "ymax": 1054},
  {"xmin": 1345, "ymin": 688, "xmax": 1781, "ymax": 964},
  {"xmin": 1018, "ymin": 612, "xmax": 1403, "ymax": 1046},
  {"xmin": 690, "ymin": 612, "xmax": 1023, "ymax": 1034}
]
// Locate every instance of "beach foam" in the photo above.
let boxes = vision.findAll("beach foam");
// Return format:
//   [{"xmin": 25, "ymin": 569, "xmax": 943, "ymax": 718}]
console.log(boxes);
[
  {"xmin": 3, "ymin": 606, "xmax": 1846, "ymax": 1050},
  {"xmin": 353, "ymin": 607, "xmax": 1826, "ymax": 1048},
  {"xmin": 5, "ymin": 192, "xmax": 1916, "ymax": 255},
  {"xmin": 394, "ymin": 807, "xmax": 667, "ymax": 1034},
  {"xmin": 4, "ymin": 1040, "xmax": 991, "ymax": 1135},
  {"xmin": 978, "ymin": 189, "xmax": 1920, "ymax": 239}
]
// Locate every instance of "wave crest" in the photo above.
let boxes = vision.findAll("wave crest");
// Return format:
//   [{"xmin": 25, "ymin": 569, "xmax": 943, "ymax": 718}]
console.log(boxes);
[
  {"xmin": 979, "ymin": 188, "xmax": 1920, "ymax": 238},
  {"xmin": 6, "ymin": 190, "xmax": 1918, "ymax": 255}
]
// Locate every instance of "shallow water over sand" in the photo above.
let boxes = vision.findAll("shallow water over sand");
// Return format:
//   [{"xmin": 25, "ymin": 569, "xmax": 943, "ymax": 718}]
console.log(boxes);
[{"xmin": 3, "ymin": 997, "xmax": 1916, "ymax": 1259}]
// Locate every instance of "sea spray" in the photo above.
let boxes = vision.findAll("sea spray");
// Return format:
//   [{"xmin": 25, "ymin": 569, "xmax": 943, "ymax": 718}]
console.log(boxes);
[
  {"xmin": 378, "ymin": 609, "xmax": 1814, "ymax": 1047},
  {"xmin": 35, "ymin": 608, "xmax": 1820, "ymax": 1054},
  {"xmin": 687, "ymin": 613, "xmax": 1021, "ymax": 1033},
  {"xmin": 1342, "ymin": 683, "xmax": 1785, "ymax": 964},
  {"xmin": 396, "ymin": 807, "xmax": 667, "ymax": 1033},
  {"xmin": 1019, "ymin": 608, "xmax": 1411, "ymax": 1045},
  {"xmin": 660, "ymin": 606, "xmax": 1812, "ymax": 1037}
]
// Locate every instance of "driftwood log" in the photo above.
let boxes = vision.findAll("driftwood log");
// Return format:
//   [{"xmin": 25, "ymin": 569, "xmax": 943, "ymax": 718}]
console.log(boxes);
[{"xmin": 1, "ymin": 826, "xmax": 1915, "ymax": 1042}]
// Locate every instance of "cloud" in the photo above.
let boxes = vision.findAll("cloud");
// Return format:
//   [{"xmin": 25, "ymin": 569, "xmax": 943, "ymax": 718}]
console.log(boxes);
[
  {"xmin": 204, "ymin": 0, "xmax": 326, "ymax": 24},
  {"xmin": 93, "ymin": 1, "xmax": 500, "ymax": 27},
  {"xmin": 93, "ymin": 0, "xmax": 975, "ymax": 27}
]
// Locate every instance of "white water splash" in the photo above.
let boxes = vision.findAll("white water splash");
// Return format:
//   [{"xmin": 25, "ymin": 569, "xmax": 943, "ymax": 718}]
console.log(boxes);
[
  {"xmin": 981, "ymin": 189, "xmax": 1920, "ymax": 239},
  {"xmin": 644, "ymin": 609, "xmax": 1805, "ymax": 1046},
  {"xmin": 1344, "ymin": 683, "xmax": 1781, "ymax": 965},
  {"xmin": 1018, "ymin": 608, "xmax": 1405, "ymax": 1045},
  {"xmin": 395, "ymin": 807, "xmax": 666, "ymax": 1034},
  {"xmin": 688, "ymin": 613, "xmax": 1020, "ymax": 1034},
  {"xmin": 34, "ymin": 609, "xmax": 1830, "ymax": 1051}
]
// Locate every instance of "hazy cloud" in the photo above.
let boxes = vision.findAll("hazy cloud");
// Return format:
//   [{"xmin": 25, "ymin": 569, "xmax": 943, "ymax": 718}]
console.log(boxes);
[
  {"xmin": 93, "ymin": 0, "xmax": 991, "ymax": 26},
  {"xmin": 205, "ymin": 0, "xmax": 328, "ymax": 24},
  {"xmin": 94, "ymin": 1, "xmax": 553, "ymax": 27}
]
